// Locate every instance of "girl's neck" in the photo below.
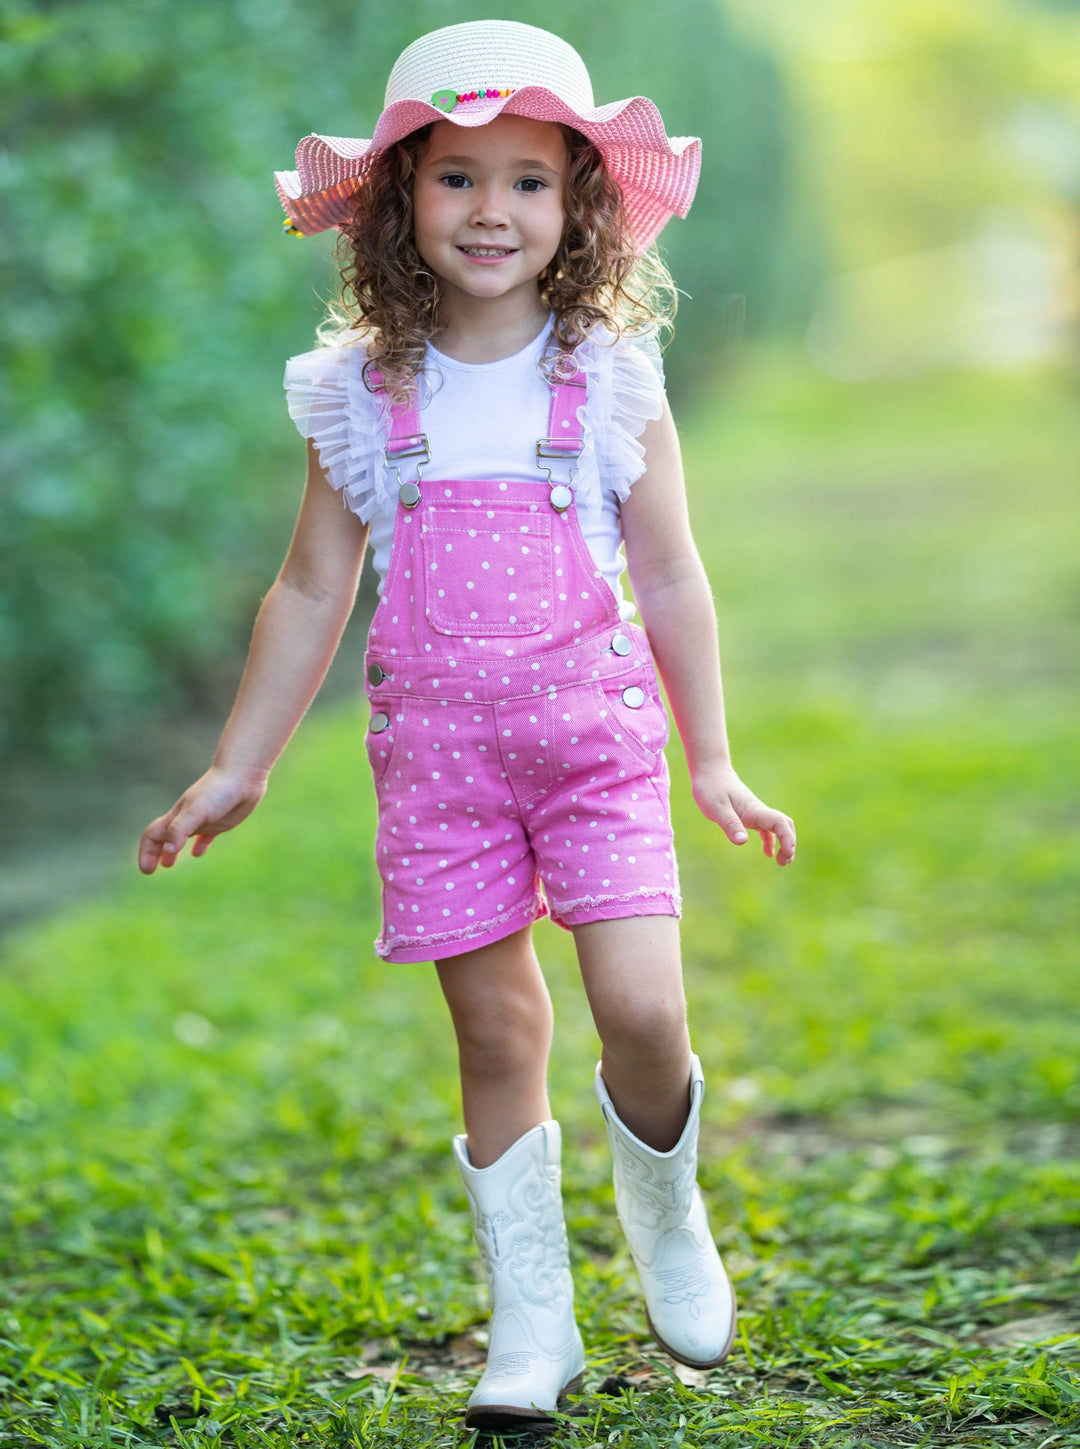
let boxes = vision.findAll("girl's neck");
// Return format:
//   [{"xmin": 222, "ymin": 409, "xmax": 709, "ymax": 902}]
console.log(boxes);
[{"xmin": 430, "ymin": 294, "xmax": 552, "ymax": 364}]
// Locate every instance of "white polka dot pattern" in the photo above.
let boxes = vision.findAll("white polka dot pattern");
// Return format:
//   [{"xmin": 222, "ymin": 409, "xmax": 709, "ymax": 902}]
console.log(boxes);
[{"xmin": 364, "ymin": 468, "xmax": 681, "ymax": 965}]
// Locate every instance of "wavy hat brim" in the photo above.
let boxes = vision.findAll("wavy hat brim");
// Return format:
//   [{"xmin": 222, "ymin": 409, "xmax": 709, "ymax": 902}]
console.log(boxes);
[{"xmin": 275, "ymin": 87, "xmax": 701, "ymax": 254}]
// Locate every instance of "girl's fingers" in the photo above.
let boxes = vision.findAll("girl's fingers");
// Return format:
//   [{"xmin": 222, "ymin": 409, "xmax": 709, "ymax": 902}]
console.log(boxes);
[
  {"xmin": 139, "ymin": 815, "xmax": 194, "ymax": 871},
  {"xmin": 139, "ymin": 819, "xmax": 174, "ymax": 873},
  {"xmin": 164, "ymin": 821, "xmax": 192, "ymax": 855},
  {"xmin": 713, "ymin": 805, "xmax": 749, "ymax": 844},
  {"xmin": 738, "ymin": 801, "xmax": 796, "ymax": 865},
  {"xmin": 762, "ymin": 813, "xmax": 796, "ymax": 865},
  {"xmin": 773, "ymin": 812, "xmax": 797, "ymax": 860}
]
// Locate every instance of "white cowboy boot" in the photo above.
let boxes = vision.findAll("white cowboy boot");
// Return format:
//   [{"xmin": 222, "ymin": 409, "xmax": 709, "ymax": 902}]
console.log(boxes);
[
  {"xmin": 453, "ymin": 1119, "xmax": 586, "ymax": 1431},
  {"xmin": 594, "ymin": 1053, "xmax": 737, "ymax": 1368}
]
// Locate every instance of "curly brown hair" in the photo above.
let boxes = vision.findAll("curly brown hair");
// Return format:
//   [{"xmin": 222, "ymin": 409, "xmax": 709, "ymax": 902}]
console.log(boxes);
[{"xmin": 314, "ymin": 121, "xmax": 678, "ymax": 406}]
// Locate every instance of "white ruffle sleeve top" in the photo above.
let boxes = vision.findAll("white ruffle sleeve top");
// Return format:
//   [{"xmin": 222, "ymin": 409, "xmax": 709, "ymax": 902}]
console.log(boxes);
[{"xmin": 282, "ymin": 312, "xmax": 666, "ymax": 624}]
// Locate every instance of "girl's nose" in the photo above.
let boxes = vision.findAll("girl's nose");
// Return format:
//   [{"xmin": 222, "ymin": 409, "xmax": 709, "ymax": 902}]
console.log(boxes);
[{"xmin": 469, "ymin": 186, "xmax": 511, "ymax": 227}]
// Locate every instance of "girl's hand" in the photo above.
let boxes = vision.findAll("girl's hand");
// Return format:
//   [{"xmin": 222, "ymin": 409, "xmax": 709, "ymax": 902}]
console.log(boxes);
[
  {"xmin": 691, "ymin": 759, "xmax": 796, "ymax": 866},
  {"xmin": 137, "ymin": 765, "xmax": 270, "ymax": 875}
]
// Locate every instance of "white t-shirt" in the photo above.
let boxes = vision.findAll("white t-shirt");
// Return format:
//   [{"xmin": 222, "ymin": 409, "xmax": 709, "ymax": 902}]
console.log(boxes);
[{"xmin": 283, "ymin": 312, "xmax": 666, "ymax": 624}]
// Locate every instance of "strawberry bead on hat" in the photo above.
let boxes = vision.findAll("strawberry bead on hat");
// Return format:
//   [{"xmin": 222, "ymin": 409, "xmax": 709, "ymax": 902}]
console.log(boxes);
[{"xmin": 274, "ymin": 18, "xmax": 701, "ymax": 254}]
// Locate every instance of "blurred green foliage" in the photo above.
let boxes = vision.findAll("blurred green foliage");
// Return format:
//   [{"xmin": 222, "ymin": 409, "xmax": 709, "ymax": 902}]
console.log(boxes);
[
  {"xmin": 0, "ymin": 0, "xmax": 797, "ymax": 764},
  {"xmin": 728, "ymin": 0, "xmax": 1080, "ymax": 270}
]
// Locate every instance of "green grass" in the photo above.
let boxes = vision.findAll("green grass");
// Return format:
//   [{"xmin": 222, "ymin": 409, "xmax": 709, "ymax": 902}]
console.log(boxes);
[{"xmin": 2, "ymin": 349, "xmax": 1078, "ymax": 1447}]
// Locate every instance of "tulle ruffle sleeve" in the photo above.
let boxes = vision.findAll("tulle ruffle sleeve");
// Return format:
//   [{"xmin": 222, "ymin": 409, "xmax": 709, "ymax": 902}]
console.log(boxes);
[
  {"xmin": 282, "ymin": 343, "xmax": 395, "ymax": 524},
  {"xmin": 573, "ymin": 324, "xmax": 667, "ymax": 518}
]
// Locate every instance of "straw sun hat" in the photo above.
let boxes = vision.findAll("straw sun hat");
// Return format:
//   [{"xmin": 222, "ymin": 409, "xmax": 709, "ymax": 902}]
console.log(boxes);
[{"xmin": 274, "ymin": 18, "xmax": 701, "ymax": 254}]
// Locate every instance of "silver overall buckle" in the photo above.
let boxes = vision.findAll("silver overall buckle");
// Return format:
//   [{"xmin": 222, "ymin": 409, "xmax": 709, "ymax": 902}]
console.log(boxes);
[
  {"xmin": 537, "ymin": 438, "xmax": 582, "ymax": 510},
  {"xmin": 385, "ymin": 434, "xmax": 430, "ymax": 507},
  {"xmin": 536, "ymin": 437, "xmax": 582, "ymax": 481}
]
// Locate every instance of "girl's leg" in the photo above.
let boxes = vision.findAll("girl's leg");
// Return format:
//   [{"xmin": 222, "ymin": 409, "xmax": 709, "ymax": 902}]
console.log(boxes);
[
  {"xmin": 573, "ymin": 914, "xmax": 692, "ymax": 1152},
  {"xmin": 438, "ymin": 924, "xmax": 585, "ymax": 1429},
  {"xmin": 576, "ymin": 913, "xmax": 737, "ymax": 1369},
  {"xmin": 435, "ymin": 923, "xmax": 554, "ymax": 1168}
]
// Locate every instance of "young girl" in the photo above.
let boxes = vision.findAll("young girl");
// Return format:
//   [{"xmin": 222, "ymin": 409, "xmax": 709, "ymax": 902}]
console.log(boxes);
[{"xmin": 138, "ymin": 20, "xmax": 796, "ymax": 1433}]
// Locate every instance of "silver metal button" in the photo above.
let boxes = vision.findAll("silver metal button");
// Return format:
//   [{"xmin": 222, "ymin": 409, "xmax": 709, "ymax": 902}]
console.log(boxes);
[
  {"xmin": 367, "ymin": 663, "xmax": 385, "ymax": 686},
  {"xmin": 398, "ymin": 481, "xmax": 421, "ymax": 508},
  {"xmin": 369, "ymin": 711, "xmax": 391, "ymax": 734},
  {"xmin": 621, "ymin": 686, "xmax": 646, "ymax": 709},
  {"xmin": 549, "ymin": 484, "xmax": 573, "ymax": 512},
  {"xmin": 611, "ymin": 633, "xmax": 632, "ymax": 656}
]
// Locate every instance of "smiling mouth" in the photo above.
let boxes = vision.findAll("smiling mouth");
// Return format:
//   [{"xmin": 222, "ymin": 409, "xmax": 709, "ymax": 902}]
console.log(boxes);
[{"xmin": 457, "ymin": 245, "xmax": 518, "ymax": 257}]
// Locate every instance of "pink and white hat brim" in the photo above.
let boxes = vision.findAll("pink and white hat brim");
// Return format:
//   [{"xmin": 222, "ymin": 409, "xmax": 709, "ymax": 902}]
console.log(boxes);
[{"xmin": 275, "ymin": 86, "xmax": 701, "ymax": 254}]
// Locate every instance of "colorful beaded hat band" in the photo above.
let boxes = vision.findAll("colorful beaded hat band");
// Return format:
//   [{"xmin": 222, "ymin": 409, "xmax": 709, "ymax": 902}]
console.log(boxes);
[
  {"xmin": 431, "ymin": 87, "xmax": 517, "ymax": 110},
  {"xmin": 275, "ymin": 19, "xmax": 701, "ymax": 255}
]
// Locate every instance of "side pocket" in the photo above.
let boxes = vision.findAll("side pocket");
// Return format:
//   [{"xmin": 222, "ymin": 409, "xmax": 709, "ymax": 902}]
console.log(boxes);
[
  {"xmin": 364, "ymin": 694, "xmax": 408, "ymax": 789},
  {"xmin": 593, "ymin": 673, "xmax": 670, "ymax": 769}
]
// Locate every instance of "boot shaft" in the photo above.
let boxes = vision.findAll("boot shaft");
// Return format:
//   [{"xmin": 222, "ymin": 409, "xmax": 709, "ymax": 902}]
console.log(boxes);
[
  {"xmin": 453, "ymin": 1120, "xmax": 574, "ymax": 1306},
  {"xmin": 594, "ymin": 1054, "xmax": 705, "ymax": 1234}
]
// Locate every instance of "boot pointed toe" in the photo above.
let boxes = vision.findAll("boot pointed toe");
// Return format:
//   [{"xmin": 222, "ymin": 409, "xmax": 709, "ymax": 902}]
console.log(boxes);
[{"xmin": 644, "ymin": 1258, "xmax": 738, "ymax": 1367}]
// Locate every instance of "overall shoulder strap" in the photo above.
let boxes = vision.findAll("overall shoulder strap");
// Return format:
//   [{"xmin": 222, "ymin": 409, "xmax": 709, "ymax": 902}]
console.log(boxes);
[
  {"xmin": 540, "ymin": 360, "xmax": 586, "ymax": 460},
  {"xmin": 367, "ymin": 366, "xmax": 429, "ymax": 490}
]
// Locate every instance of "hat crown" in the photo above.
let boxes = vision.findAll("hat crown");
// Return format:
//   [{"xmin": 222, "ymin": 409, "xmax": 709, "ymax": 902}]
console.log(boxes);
[{"xmin": 384, "ymin": 19, "xmax": 595, "ymax": 112}]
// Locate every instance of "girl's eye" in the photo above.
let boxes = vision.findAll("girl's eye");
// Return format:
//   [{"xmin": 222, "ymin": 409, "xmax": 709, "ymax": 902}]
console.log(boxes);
[{"xmin": 437, "ymin": 174, "xmax": 546, "ymax": 193}]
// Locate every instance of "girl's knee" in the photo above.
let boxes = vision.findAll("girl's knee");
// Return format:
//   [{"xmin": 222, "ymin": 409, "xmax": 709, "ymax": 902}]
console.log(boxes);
[
  {"xmin": 437, "ymin": 938, "xmax": 556, "ymax": 1078},
  {"xmin": 575, "ymin": 916, "xmax": 688, "ymax": 1068},
  {"xmin": 450, "ymin": 977, "xmax": 553, "ymax": 1078},
  {"xmin": 596, "ymin": 993, "xmax": 689, "ymax": 1069}
]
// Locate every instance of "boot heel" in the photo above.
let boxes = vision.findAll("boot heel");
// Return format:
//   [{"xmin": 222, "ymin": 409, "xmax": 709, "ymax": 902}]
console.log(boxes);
[
  {"xmin": 464, "ymin": 1373, "xmax": 586, "ymax": 1433},
  {"xmin": 465, "ymin": 1403, "xmax": 561, "ymax": 1433}
]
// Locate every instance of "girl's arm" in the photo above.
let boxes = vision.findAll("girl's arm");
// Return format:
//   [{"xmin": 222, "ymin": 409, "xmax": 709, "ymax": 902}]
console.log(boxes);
[
  {"xmin": 138, "ymin": 441, "xmax": 369, "ymax": 873},
  {"xmin": 212, "ymin": 439, "xmax": 369, "ymax": 777},
  {"xmin": 620, "ymin": 397, "xmax": 796, "ymax": 866}
]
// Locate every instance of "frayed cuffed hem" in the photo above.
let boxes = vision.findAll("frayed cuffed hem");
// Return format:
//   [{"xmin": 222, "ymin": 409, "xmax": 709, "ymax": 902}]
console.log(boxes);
[
  {"xmin": 374, "ymin": 895, "xmax": 549, "ymax": 963},
  {"xmin": 548, "ymin": 886, "xmax": 682, "ymax": 930}
]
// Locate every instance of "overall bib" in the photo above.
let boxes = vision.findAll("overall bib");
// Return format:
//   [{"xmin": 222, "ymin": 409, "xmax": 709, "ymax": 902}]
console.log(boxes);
[{"xmin": 363, "ymin": 356, "xmax": 681, "ymax": 963}]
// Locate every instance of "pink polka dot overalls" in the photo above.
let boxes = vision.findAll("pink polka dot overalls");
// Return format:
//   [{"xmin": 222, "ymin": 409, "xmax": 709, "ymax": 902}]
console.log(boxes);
[{"xmin": 363, "ymin": 354, "xmax": 681, "ymax": 963}]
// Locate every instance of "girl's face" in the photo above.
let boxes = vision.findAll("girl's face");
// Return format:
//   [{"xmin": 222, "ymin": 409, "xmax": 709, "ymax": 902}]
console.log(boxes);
[{"xmin": 413, "ymin": 114, "xmax": 567, "ymax": 311}]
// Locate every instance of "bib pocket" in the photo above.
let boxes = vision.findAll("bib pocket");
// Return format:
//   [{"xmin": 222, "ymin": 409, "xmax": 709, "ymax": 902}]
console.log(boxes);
[
  {"xmin": 420, "ymin": 505, "xmax": 555, "ymax": 638},
  {"xmin": 592, "ymin": 672, "xmax": 670, "ymax": 770}
]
